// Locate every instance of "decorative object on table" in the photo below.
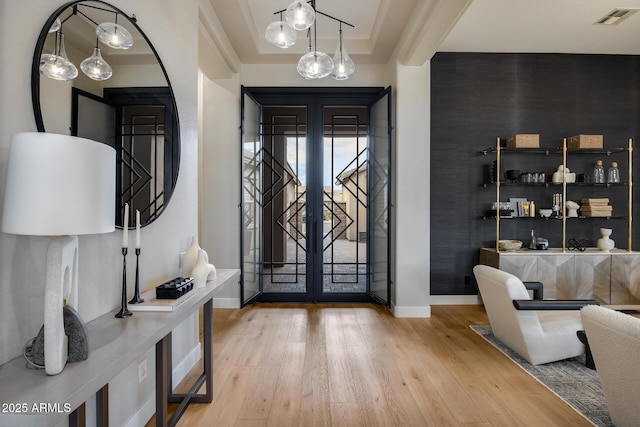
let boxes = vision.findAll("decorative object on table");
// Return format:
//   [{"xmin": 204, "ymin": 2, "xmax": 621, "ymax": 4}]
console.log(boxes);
[
  {"xmin": 497, "ymin": 240, "xmax": 523, "ymax": 252},
  {"xmin": 608, "ymin": 161, "xmax": 620, "ymax": 183},
  {"xmin": 552, "ymin": 165, "xmax": 576, "ymax": 183},
  {"xmin": 1, "ymin": 132, "xmax": 115, "ymax": 375},
  {"xmin": 535, "ymin": 237, "xmax": 549, "ymax": 250},
  {"xmin": 30, "ymin": 305, "xmax": 89, "ymax": 367},
  {"xmin": 580, "ymin": 198, "xmax": 612, "ymax": 217},
  {"xmin": 567, "ymin": 134, "xmax": 603, "ymax": 149},
  {"xmin": 181, "ymin": 235, "xmax": 201, "ymax": 276},
  {"xmin": 192, "ymin": 248, "xmax": 217, "ymax": 289},
  {"xmin": 593, "ymin": 159, "xmax": 605, "ymax": 183},
  {"xmin": 538, "ymin": 208, "xmax": 553, "ymax": 218},
  {"xmin": 564, "ymin": 200, "xmax": 579, "ymax": 217},
  {"xmin": 597, "ymin": 228, "xmax": 615, "ymax": 252},
  {"xmin": 506, "ymin": 134, "xmax": 539, "ymax": 148},
  {"xmin": 529, "ymin": 229, "xmax": 537, "ymax": 250},
  {"xmin": 129, "ymin": 210, "xmax": 144, "ymax": 304},
  {"xmin": 568, "ymin": 238, "xmax": 586, "ymax": 251},
  {"xmin": 116, "ymin": 203, "xmax": 132, "ymax": 318},
  {"xmin": 155, "ymin": 277, "xmax": 194, "ymax": 299}
]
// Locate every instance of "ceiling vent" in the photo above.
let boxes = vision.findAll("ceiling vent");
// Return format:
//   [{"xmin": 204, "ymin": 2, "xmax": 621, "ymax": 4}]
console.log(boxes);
[{"xmin": 594, "ymin": 8, "xmax": 639, "ymax": 25}]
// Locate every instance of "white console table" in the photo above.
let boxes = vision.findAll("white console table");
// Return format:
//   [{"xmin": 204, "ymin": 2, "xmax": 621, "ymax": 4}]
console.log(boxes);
[{"xmin": 0, "ymin": 269, "xmax": 240, "ymax": 427}]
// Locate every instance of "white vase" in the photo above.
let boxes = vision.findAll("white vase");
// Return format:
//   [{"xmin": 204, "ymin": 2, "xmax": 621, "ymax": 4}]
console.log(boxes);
[
  {"xmin": 597, "ymin": 228, "xmax": 615, "ymax": 252},
  {"xmin": 192, "ymin": 249, "xmax": 211, "ymax": 289},
  {"xmin": 182, "ymin": 236, "xmax": 201, "ymax": 277}
]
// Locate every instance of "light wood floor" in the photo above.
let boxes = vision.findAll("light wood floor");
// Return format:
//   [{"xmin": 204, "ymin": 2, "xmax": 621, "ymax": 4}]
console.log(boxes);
[{"xmin": 147, "ymin": 304, "xmax": 592, "ymax": 426}]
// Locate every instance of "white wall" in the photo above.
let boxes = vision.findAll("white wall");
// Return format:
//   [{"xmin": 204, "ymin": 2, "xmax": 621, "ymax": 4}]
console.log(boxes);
[
  {"xmin": 0, "ymin": 0, "xmax": 201, "ymax": 425},
  {"xmin": 199, "ymin": 72, "xmax": 242, "ymax": 307},
  {"xmin": 391, "ymin": 63, "xmax": 431, "ymax": 317}
]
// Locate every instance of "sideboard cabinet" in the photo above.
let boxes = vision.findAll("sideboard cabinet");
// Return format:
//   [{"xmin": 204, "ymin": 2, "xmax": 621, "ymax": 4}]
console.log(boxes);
[{"xmin": 480, "ymin": 248, "xmax": 640, "ymax": 304}]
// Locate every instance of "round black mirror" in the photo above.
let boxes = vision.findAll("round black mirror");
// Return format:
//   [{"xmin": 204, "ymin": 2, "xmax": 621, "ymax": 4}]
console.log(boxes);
[{"xmin": 32, "ymin": 0, "xmax": 180, "ymax": 228}]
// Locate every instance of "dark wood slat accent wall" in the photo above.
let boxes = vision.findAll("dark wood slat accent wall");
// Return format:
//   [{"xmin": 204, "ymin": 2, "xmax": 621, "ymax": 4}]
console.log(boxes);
[{"xmin": 430, "ymin": 52, "xmax": 640, "ymax": 295}]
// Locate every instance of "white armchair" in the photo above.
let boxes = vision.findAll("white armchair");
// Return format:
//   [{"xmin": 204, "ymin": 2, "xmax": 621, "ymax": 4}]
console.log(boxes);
[
  {"xmin": 581, "ymin": 305, "xmax": 640, "ymax": 427},
  {"xmin": 473, "ymin": 265, "xmax": 596, "ymax": 365}
]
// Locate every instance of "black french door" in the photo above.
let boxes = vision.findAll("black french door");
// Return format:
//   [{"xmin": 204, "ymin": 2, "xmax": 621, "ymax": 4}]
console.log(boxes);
[{"xmin": 240, "ymin": 87, "xmax": 391, "ymax": 305}]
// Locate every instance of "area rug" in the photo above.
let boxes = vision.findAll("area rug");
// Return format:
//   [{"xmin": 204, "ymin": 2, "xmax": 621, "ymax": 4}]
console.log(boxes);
[{"xmin": 470, "ymin": 325, "xmax": 612, "ymax": 427}]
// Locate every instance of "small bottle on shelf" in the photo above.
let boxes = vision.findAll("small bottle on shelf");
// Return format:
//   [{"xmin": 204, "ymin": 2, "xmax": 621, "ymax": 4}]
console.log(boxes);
[
  {"xmin": 593, "ymin": 160, "xmax": 605, "ymax": 183},
  {"xmin": 608, "ymin": 161, "xmax": 620, "ymax": 183}
]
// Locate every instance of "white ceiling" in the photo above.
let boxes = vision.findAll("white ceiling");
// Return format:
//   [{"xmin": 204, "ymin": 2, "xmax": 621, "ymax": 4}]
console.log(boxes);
[
  {"xmin": 203, "ymin": 0, "xmax": 640, "ymax": 72},
  {"xmin": 439, "ymin": 0, "xmax": 640, "ymax": 55}
]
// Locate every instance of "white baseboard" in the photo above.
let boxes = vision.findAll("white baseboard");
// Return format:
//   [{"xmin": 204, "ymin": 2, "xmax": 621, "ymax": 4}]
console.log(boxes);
[
  {"xmin": 213, "ymin": 297, "xmax": 240, "ymax": 308},
  {"xmin": 124, "ymin": 343, "xmax": 201, "ymax": 427},
  {"xmin": 124, "ymin": 393, "xmax": 156, "ymax": 427},
  {"xmin": 429, "ymin": 295, "xmax": 482, "ymax": 305},
  {"xmin": 173, "ymin": 342, "xmax": 202, "ymax": 385},
  {"xmin": 391, "ymin": 303, "xmax": 431, "ymax": 318}
]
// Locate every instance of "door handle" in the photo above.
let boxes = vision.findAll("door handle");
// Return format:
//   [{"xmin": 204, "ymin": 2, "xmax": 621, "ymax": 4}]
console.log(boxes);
[{"xmin": 306, "ymin": 213, "xmax": 317, "ymax": 253}]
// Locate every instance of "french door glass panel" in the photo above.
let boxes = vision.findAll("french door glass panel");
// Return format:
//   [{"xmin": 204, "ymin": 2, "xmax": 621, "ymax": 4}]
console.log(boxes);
[
  {"xmin": 262, "ymin": 107, "xmax": 307, "ymax": 293},
  {"xmin": 242, "ymin": 92, "xmax": 262, "ymax": 305},
  {"xmin": 368, "ymin": 89, "xmax": 391, "ymax": 304},
  {"xmin": 322, "ymin": 107, "xmax": 368, "ymax": 293}
]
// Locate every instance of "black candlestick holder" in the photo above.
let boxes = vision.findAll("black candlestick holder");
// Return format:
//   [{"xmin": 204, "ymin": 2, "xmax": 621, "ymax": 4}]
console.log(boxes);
[
  {"xmin": 129, "ymin": 248, "xmax": 144, "ymax": 304},
  {"xmin": 115, "ymin": 247, "xmax": 132, "ymax": 318}
]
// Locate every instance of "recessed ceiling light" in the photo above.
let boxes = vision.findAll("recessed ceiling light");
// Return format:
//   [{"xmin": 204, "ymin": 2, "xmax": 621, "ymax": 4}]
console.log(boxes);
[{"xmin": 594, "ymin": 8, "xmax": 639, "ymax": 25}]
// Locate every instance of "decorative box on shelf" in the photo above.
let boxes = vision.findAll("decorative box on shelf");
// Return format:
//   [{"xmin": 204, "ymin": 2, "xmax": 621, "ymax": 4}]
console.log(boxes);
[
  {"xmin": 567, "ymin": 134, "xmax": 603, "ymax": 148},
  {"xmin": 506, "ymin": 134, "xmax": 540, "ymax": 148}
]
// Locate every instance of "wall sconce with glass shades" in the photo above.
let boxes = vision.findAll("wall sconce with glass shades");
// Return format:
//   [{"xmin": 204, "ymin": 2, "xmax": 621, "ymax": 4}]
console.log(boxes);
[
  {"xmin": 39, "ymin": 3, "xmax": 134, "ymax": 82},
  {"xmin": 265, "ymin": 0, "xmax": 355, "ymax": 80}
]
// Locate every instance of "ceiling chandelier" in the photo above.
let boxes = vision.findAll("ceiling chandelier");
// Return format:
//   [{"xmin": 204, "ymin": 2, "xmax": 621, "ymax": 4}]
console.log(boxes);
[
  {"xmin": 265, "ymin": 0, "xmax": 355, "ymax": 81},
  {"xmin": 40, "ymin": 4, "xmax": 134, "ymax": 82}
]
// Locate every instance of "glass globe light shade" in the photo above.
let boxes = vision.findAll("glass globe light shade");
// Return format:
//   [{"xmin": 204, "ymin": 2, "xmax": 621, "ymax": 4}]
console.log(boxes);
[
  {"xmin": 297, "ymin": 51, "xmax": 333, "ymax": 79},
  {"xmin": 40, "ymin": 54, "xmax": 78, "ymax": 81},
  {"xmin": 39, "ymin": 33, "xmax": 78, "ymax": 81},
  {"xmin": 265, "ymin": 20, "xmax": 297, "ymax": 48},
  {"xmin": 49, "ymin": 18, "xmax": 61, "ymax": 33},
  {"xmin": 285, "ymin": 0, "xmax": 315, "ymax": 30},
  {"xmin": 81, "ymin": 47, "xmax": 113, "ymax": 81},
  {"xmin": 96, "ymin": 22, "xmax": 134, "ymax": 49},
  {"xmin": 331, "ymin": 44, "xmax": 355, "ymax": 80}
]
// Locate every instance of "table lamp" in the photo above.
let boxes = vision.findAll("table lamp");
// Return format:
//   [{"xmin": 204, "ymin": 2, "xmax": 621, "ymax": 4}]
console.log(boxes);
[{"xmin": 1, "ymin": 132, "xmax": 115, "ymax": 375}]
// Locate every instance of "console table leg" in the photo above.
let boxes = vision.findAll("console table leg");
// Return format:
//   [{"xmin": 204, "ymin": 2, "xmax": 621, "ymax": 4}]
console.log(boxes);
[
  {"xmin": 156, "ymin": 334, "xmax": 170, "ymax": 426},
  {"xmin": 69, "ymin": 402, "xmax": 86, "ymax": 427},
  {"xmin": 203, "ymin": 299, "xmax": 213, "ymax": 402},
  {"xmin": 97, "ymin": 384, "xmax": 109, "ymax": 427}
]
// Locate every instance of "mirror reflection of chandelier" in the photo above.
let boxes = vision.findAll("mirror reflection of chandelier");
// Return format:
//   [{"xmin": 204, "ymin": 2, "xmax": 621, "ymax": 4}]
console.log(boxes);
[
  {"xmin": 265, "ymin": 0, "xmax": 355, "ymax": 80},
  {"xmin": 40, "ymin": 4, "xmax": 134, "ymax": 82}
]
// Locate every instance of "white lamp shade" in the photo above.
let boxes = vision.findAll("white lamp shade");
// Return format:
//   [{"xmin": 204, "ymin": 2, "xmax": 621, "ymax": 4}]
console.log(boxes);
[{"xmin": 2, "ymin": 132, "xmax": 116, "ymax": 236}]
